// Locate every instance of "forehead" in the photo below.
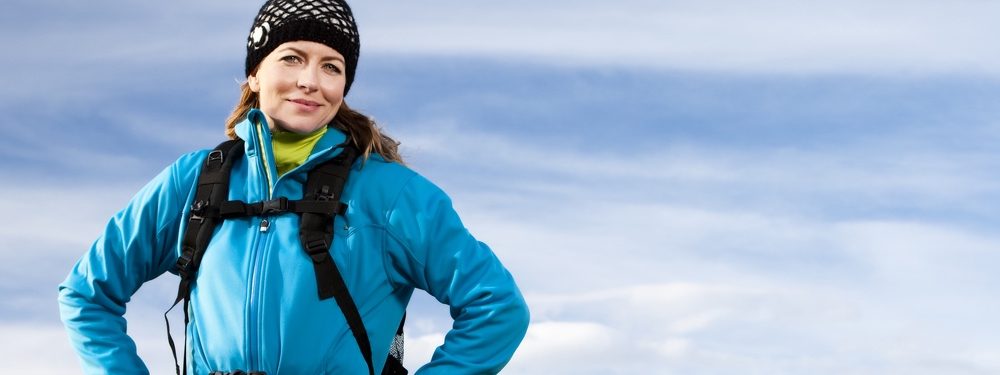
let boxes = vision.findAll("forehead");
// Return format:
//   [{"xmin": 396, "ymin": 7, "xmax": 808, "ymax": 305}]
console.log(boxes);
[{"xmin": 272, "ymin": 40, "xmax": 345, "ymax": 60}]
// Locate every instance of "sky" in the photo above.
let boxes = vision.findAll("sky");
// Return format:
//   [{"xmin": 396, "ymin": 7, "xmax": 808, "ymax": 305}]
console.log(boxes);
[{"xmin": 2, "ymin": 0, "xmax": 999, "ymax": 373}]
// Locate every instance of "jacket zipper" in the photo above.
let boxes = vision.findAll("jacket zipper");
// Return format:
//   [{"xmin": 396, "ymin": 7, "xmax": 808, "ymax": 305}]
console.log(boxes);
[
  {"xmin": 247, "ymin": 121, "xmax": 275, "ymax": 371},
  {"xmin": 247, "ymin": 218, "xmax": 269, "ymax": 371},
  {"xmin": 244, "ymin": 122, "xmax": 341, "ymax": 371}
]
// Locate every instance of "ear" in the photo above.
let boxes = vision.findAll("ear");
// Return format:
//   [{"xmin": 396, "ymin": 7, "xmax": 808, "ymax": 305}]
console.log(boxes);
[{"xmin": 248, "ymin": 75, "xmax": 260, "ymax": 92}]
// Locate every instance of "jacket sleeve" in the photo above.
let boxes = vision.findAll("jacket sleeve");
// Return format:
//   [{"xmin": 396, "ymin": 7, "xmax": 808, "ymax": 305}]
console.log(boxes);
[
  {"xmin": 384, "ymin": 174, "xmax": 530, "ymax": 374},
  {"xmin": 58, "ymin": 155, "xmax": 195, "ymax": 374}
]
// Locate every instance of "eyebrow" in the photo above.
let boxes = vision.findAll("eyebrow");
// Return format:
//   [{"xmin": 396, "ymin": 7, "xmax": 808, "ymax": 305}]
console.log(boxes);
[{"xmin": 278, "ymin": 46, "xmax": 345, "ymax": 63}]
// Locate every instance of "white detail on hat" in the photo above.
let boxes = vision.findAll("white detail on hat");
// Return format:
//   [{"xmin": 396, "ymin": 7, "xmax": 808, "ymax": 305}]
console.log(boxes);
[{"xmin": 249, "ymin": 22, "xmax": 271, "ymax": 49}]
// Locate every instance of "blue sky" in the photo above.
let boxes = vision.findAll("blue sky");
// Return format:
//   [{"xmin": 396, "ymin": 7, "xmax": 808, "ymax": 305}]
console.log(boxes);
[{"xmin": 2, "ymin": 0, "xmax": 1000, "ymax": 373}]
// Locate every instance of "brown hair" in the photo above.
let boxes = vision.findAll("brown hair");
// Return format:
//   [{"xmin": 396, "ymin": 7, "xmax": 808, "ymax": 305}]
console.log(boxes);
[{"xmin": 224, "ymin": 82, "xmax": 403, "ymax": 163}]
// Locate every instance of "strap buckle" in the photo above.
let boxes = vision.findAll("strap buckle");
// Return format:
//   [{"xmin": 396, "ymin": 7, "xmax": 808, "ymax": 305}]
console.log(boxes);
[{"xmin": 261, "ymin": 197, "xmax": 289, "ymax": 215}]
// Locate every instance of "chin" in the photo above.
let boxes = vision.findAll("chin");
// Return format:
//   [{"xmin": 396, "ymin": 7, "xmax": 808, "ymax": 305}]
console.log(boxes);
[
  {"xmin": 274, "ymin": 119, "xmax": 327, "ymax": 134},
  {"xmin": 284, "ymin": 125, "xmax": 324, "ymax": 134}
]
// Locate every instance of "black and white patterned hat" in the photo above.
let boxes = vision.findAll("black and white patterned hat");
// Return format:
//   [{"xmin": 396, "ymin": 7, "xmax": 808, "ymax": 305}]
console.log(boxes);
[{"xmin": 245, "ymin": 0, "xmax": 361, "ymax": 94}]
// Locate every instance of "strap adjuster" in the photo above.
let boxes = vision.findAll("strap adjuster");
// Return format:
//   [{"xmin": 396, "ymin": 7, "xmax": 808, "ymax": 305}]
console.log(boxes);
[
  {"xmin": 304, "ymin": 238, "xmax": 328, "ymax": 254},
  {"xmin": 207, "ymin": 149, "xmax": 224, "ymax": 165},
  {"xmin": 175, "ymin": 251, "xmax": 195, "ymax": 277},
  {"xmin": 303, "ymin": 237, "xmax": 330, "ymax": 263},
  {"xmin": 316, "ymin": 186, "xmax": 336, "ymax": 201},
  {"xmin": 189, "ymin": 200, "xmax": 209, "ymax": 223}
]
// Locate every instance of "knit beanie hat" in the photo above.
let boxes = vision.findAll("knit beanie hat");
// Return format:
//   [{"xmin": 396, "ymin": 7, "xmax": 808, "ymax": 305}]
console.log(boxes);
[{"xmin": 245, "ymin": 0, "xmax": 361, "ymax": 94}]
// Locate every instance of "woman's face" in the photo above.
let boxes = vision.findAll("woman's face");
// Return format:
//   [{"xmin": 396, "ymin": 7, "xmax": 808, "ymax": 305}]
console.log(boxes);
[{"xmin": 248, "ymin": 41, "xmax": 347, "ymax": 134}]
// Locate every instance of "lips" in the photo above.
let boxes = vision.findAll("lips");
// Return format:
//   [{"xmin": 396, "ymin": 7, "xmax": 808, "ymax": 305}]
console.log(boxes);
[{"xmin": 289, "ymin": 98, "xmax": 321, "ymax": 108}]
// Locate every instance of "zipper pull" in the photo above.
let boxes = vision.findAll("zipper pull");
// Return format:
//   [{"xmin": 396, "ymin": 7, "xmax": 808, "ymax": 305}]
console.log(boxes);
[{"xmin": 259, "ymin": 218, "xmax": 270, "ymax": 232}]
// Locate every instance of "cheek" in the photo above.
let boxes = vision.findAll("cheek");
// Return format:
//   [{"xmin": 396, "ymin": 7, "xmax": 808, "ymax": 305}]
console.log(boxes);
[
  {"xmin": 254, "ymin": 67, "xmax": 290, "ymax": 98},
  {"xmin": 256, "ymin": 80, "xmax": 287, "ymax": 108},
  {"xmin": 325, "ymin": 87, "xmax": 345, "ymax": 106},
  {"xmin": 330, "ymin": 92, "xmax": 344, "ymax": 106},
  {"xmin": 258, "ymin": 79, "xmax": 278, "ymax": 97},
  {"xmin": 326, "ymin": 93, "xmax": 344, "ymax": 114},
  {"xmin": 256, "ymin": 84, "xmax": 276, "ymax": 108},
  {"xmin": 322, "ymin": 77, "xmax": 346, "ymax": 102}
]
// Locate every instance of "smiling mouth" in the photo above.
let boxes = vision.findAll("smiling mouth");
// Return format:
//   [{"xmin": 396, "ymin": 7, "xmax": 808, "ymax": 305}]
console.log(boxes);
[{"xmin": 289, "ymin": 99, "xmax": 321, "ymax": 107}]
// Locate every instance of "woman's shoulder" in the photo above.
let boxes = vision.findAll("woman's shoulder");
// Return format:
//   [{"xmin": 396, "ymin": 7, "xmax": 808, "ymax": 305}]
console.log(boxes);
[
  {"xmin": 353, "ymin": 154, "xmax": 416, "ymax": 182},
  {"xmin": 356, "ymin": 154, "xmax": 446, "ymax": 193},
  {"xmin": 155, "ymin": 147, "xmax": 225, "ymax": 193},
  {"xmin": 176, "ymin": 148, "xmax": 214, "ymax": 166},
  {"xmin": 349, "ymin": 154, "xmax": 451, "ymax": 213},
  {"xmin": 172, "ymin": 148, "xmax": 216, "ymax": 174}
]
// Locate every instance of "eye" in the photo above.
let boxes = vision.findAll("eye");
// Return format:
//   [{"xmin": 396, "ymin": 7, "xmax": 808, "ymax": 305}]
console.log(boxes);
[
  {"xmin": 323, "ymin": 63, "xmax": 343, "ymax": 75},
  {"xmin": 280, "ymin": 55, "xmax": 302, "ymax": 64}
]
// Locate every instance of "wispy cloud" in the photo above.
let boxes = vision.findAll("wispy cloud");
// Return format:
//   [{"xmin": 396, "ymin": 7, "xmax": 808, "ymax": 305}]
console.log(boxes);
[
  {"xmin": 8, "ymin": 1, "xmax": 1000, "ymax": 80},
  {"xmin": 355, "ymin": 0, "xmax": 1000, "ymax": 75},
  {"xmin": 498, "ymin": 280, "xmax": 1000, "ymax": 374},
  {"xmin": 387, "ymin": 117, "xmax": 1000, "ymax": 372},
  {"xmin": 0, "ymin": 324, "xmax": 82, "ymax": 373},
  {"xmin": 398, "ymin": 121, "xmax": 1000, "ymax": 221}
]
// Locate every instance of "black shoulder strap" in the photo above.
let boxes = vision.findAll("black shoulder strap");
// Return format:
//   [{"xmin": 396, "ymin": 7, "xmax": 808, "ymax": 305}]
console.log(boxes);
[
  {"xmin": 298, "ymin": 145, "xmax": 382, "ymax": 375},
  {"xmin": 300, "ymin": 145, "xmax": 358, "ymax": 300},
  {"xmin": 166, "ymin": 139, "xmax": 245, "ymax": 375},
  {"xmin": 175, "ymin": 139, "xmax": 245, "ymax": 298},
  {"xmin": 301, "ymin": 146, "xmax": 409, "ymax": 375}
]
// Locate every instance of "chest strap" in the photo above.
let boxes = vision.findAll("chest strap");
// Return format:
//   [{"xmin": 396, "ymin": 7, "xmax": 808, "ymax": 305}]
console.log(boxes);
[{"xmin": 216, "ymin": 197, "xmax": 347, "ymax": 218}]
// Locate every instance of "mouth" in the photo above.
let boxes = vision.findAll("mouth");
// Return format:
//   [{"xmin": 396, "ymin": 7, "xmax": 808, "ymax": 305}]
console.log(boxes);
[{"xmin": 288, "ymin": 98, "xmax": 321, "ymax": 108}]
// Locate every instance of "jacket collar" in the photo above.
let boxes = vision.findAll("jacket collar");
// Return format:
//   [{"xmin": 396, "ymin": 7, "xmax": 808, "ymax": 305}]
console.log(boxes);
[{"xmin": 234, "ymin": 109, "xmax": 349, "ymax": 163}]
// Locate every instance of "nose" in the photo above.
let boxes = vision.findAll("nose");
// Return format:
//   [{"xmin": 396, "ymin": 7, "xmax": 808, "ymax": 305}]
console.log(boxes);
[{"xmin": 297, "ymin": 67, "xmax": 318, "ymax": 92}]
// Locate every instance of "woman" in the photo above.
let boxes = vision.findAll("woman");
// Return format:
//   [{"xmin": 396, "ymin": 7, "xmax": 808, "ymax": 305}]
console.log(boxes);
[{"xmin": 57, "ymin": 1, "xmax": 530, "ymax": 374}]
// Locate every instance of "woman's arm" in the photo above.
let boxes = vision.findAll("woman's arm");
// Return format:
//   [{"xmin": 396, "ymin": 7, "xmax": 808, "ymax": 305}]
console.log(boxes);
[
  {"xmin": 385, "ymin": 174, "xmax": 530, "ymax": 374},
  {"xmin": 58, "ymin": 153, "xmax": 200, "ymax": 374}
]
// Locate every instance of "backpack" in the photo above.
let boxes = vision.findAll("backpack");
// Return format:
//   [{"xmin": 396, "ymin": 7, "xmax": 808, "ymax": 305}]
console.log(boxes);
[{"xmin": 165, "ymin": 139, "xmax": 406, "ymax": 375}]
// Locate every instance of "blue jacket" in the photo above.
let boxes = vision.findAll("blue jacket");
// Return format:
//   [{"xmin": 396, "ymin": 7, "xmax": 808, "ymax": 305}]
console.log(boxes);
[{"xmin": 58, "ymin": 111, "xmax": 530, "ymax": 374}]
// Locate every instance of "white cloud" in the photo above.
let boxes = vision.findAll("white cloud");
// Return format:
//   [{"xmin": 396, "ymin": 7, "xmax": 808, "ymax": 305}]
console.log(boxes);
[
  {"xmin": 400, "ymin": 122, "xmax": 999, "ymax": 225},
  {"xmin": 0, "ymin": 324, "xmax": 82, "ymax": 373},
  {"xmin": 354, "ymin": 0, "xmax": 1000, "ymax": 75},
  {"xmin": 386, "ymin": 126, "xmax": 1000, "ymax": 372},
  {"xmin": 512, "ymin": 321, "xmax": 622, "ymax": 366},
  {"xmin": 502, "ymin": 278, "xmax": 1000, "ymax": 374},
  {"xmin": 401, "ymin": 332, "xmax": 445, "ymax": 371},
  {"xmin": 0, "ymin": 185, "xmax": 139, "ymax": 250},
  {"xmin": 7, "ymin": 1, "xmax": 1000, "ymax": 79},
  {"xmin": 834, "ymin": 220, "xmax": 1000, "ymax": 291}
]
